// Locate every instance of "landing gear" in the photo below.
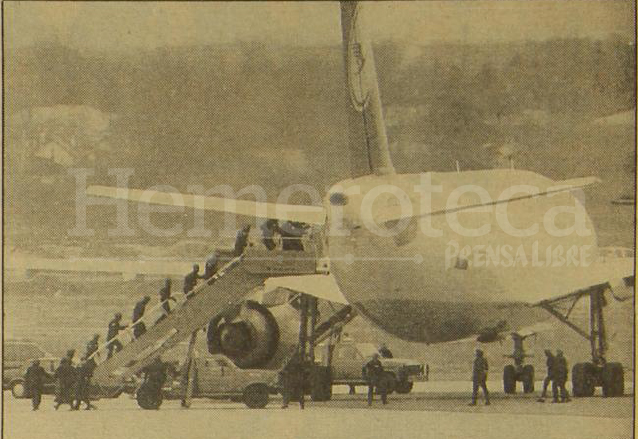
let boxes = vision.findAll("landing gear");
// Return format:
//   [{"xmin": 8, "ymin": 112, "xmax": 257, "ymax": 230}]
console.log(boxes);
[
  {"xmin": 540, "ymin": 287, "xmax": 625, "ymax": 398},
  {"xmin": 502, "ymin": 333, "xmax": 535, "ymax": 394},
  {"xmin": 136, "ymin": 381, "xmax": 163, "ymax": 410},
  {"xmin": 395, "ymin": 380, "xmax": 414, "ymax": 394}
]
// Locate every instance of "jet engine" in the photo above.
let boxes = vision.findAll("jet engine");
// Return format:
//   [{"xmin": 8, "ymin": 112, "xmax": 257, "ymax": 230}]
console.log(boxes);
[{"xmin": 207, "ymin": 299, "xmax": 301, "ymax": 369}]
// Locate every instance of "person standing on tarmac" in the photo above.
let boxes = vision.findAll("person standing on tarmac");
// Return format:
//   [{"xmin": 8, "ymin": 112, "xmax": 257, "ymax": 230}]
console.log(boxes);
[
  {"xmin": 537, "ymin": 349, "xmax": 555, "ymax": 402},
  {"xmin": 73, "ymin": 359, "xmax": 97, "ymax": 410},
  {"xmin": 552, "ymin": 350, "xmax": 571, "ymax": 403},
  {"xmin": 25, "ymin": 359, "xmax": 50, "ymax": 411},
  {"xmin": 364, "ymin": 353, "xmax": 387, "ymax": 406},
  {"xmin": 85, "ymin": 334, "xmax": 100, "ymax": 361},
  {"xmin": 280, "ymin": 353, "xmax": 305, "ymax": 409},
  {"xmin": 53, "ymin": 357, "xmax": 76, "ymax": 410},
  {"xmin": 469, "ymin": 349, "xmax": 490, "ymax": 406},
  {"xmin": 132, "ymin": 296, "xmax": 151, "ymax": 339}
]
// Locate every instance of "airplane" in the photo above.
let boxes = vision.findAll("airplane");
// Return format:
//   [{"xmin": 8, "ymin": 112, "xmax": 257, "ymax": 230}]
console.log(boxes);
[{"xmin": 29, "ymin": 2, "xmax": 635, "ymax": 393}]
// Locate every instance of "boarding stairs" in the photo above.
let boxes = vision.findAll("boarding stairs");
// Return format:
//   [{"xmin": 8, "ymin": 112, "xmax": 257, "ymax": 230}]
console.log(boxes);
[{"xmin": 87, "ymin": 247, "xmax": 318, "ymax": 393}]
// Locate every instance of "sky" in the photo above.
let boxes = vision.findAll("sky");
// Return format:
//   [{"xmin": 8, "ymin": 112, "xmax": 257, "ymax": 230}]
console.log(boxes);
[{"xmin": 6, "ymin": 1, "xmax": 635, "ymax": 51}]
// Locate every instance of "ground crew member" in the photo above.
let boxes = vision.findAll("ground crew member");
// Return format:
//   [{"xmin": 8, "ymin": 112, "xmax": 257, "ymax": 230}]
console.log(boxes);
[
  {"xmin": 132, "ymin": 296, "xmax": 151, "ymax": 339},
  {"xmin": 552, "ymin": 350, "xmax": 571, "ymax": 403},
  {"xmin": 25, "ymin": 359, "xmax": 50, "ymax": 411},
  {"xmin": 183, "ymin": 265, "xmax": 203, "ymax": 298},
  {"xmin": 364, "ymin": 353, "xmax": 387, "ymax": 406},
  {"xmin": 73, "ymin": 360, "xmax": 96, "ymax": 410},
  {"xmin": 537, "ymin": 349, "xmax": 555, "ymax": 402},
  {"xmin": 470, "ymin": 349, "xmax": 490, "ymax": 405},
  {"xmin": 106, "ymin": 313, "xmax": 126, "ymax": 359},
  {"xmin": 202, "ymin": 253, "xmax": 219, "ymax": 280},
  {"xmin": 378, "ymin": 343, "xmax": 393, "ymax": 359},
  {"xmin": 234, "ymin": 225, "xmax": 251, "ymax": 256},
  {"xmin": 66, "ymin": 349, "xmax": 76, "ymax": 364},
  {"xmin": 260, "ymin": 219, "xmax": 279, "ymax": 250},
  {"xmin": 280, "ymin": 353, "xmax": 305, "ymax": 409},
  {"xmin": 85, "ymin": 334, "xmax": 100, "ymax": 361},
  {"xmin": 53, "ymin": 357, "xmax": 76, "ymax": 410}
]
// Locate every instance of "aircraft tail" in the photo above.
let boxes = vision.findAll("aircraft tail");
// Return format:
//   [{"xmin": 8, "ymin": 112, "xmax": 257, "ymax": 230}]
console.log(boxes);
[{"xmin": 340, "ymin": 1, "xmax": 395, "ymax": 177}]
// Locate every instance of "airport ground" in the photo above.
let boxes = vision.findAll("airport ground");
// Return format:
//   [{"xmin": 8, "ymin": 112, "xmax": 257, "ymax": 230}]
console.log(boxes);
[{"xmin": 4, "ymin": 382, "xmax": 633, "ymax": 439}]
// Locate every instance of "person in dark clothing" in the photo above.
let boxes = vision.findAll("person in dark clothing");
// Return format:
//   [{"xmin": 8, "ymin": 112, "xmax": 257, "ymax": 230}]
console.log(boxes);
[
  {"xmin": 234, "ymin": 225, "xmax": 251, "ymax": 256},
  {"xmin": 132, "ymin": 296, "xmax": 151, "ymax": 339},
  {"xmin": 66, "ymin": 349, "xmax": 76, "ymax": 364},
  {"xmin": 552, "ymin": 350, "xmax": 571, "ymax": 403},
  {"xmin": 183, "ymin": 265, "xmax": 203, "ymax": 298},
  {"xmin": 279, "ymin": 221, "xmax": 307, "ymax": 251},
  {"xmin": 202, "ymin": 253, "xmax": 219, "ymax": 280},
  {"xmin": 156, "ymin": 279, "xmax": 176, "ymax": 323},
  {"xmin": 53, "ymin": 357, "xmax": 76, "ymax": 410},
  {"xmin": 73, "ymin": 360, "xmax": 96, "ymax": 410},
  {"xmin": 378, "ymin": 343, "xmax": 393, "ymax": 359},
  {"xmin": 537, "ymin": 349, "xmax": 555, "ymax": 402},
  {"xmin": 364, "ymin": 353, "xmax": 387, "ymax": 406},
  {"xmin": 85, "ymin": 334, "xmax": 100, "ymax": 361},
  {"xmin": 106, "ymin": 313, "xmax": 127, "ymax": 359},
  {"xmin": 280, "ymin": 353, "xmax": 305, "ymax": 409},
  {"xmin": 470, "ymin": 349, "xmax": 490, "ymax": 405},
  {"xmin": 25, "ymin": 360, "xmax": 50, "ymax": 410},
  {"xmin": 260, "ymin": 219, "xmax": 279, "ymax": 250}
]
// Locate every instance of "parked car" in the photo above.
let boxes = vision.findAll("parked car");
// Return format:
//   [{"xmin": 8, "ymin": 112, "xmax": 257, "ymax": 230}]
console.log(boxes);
[
  {"xmin": 317, "ymin": 340, "xmax": 426, "ymax": 394},
  {"xmin": 137, "ymin": 354, "xmax": 280, "ymax": 409},
  {"xmin": 4, "ymin": 339, "xmax": 50, "ymax": 391}
]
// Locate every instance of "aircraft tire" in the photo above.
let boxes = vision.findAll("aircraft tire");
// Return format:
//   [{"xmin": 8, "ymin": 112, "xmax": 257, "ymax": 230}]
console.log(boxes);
[
  {"xmin": 572, "ymin": 363, "xmax": 596, "ymax": 397},
  {"xmin": 503, "ymin": 365, "xmax": 516, "ymax": 394},
  {"xmin": 522, "ymin": 365, "xmax": 535, "ymax": 393},
  {"xmin": 602, "ymin": 363, "xmax": 624, "ymax": 397}
]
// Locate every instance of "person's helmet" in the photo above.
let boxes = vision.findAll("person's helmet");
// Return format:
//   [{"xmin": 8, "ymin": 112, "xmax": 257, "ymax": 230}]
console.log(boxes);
[
  {"xmin": 193, "ymin": 264, "xmax": 200, "ymax": 271},
  {"xmin": 556, "ymin": 349, "xmax": 564, "ymax": 356},
  {"xmin": 242, "ymin": 224, "xmax": 251, "ymax": 232},
  {"xmin": 476, "ymin": 349, "xmax": 484, "ymax": 356},
  {"xmin": 115, "ymin": 312, "xmax": 122, "ymax": 319},
  {"xmin": 544, "ymin": 349, "xmax": 552, "ymax": 356},
  {"xmin": 93, "ymin": 333, "xmax": 100, "ymax": 340},
  {"xmin": 143, "ymin": 295, "xmax": 151, "ymax": 302},
  {"xmin": 33, "ymin": 359, "xmax": 40, "ymax": 366},
  {"xmin": 372, "ymin": 353, "xmax": 380, "ymax": 359}
]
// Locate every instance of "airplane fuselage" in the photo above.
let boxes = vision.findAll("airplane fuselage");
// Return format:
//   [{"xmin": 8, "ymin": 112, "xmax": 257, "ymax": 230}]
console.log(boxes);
[{"xmin": 324, "ymin": 169, "xmax": 598, "ymax": 343}]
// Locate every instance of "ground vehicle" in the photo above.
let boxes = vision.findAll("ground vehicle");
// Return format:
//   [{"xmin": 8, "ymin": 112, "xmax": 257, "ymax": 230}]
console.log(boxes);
[
  {"xmin": 317, "ymin": 340, "xmax": 425, "ymax": 394},
  {"xmin": 4, "ymin": 339, "xmax": 50, "ymax": 389},
  {"xmin": 8, "ymin": 356, "xmax": 60, "ymax": 399},
  {"xmin": 137, "ymin": 354, "xmax": 279, "ymax": 409}
]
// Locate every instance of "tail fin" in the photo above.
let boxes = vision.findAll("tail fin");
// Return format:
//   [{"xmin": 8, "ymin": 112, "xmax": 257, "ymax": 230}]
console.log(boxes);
[{"xmin": 340, "ymin": 1, "xmax": 395, "ymax": 177}]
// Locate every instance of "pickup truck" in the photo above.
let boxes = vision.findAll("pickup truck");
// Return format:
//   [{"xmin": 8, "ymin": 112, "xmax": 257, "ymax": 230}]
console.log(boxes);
[
  {"xmin": 144, "ymin": 354, "xmax": 280, "ymax": 409},
  {"xmin": 317, "ymin": 340, "xmax": 426, "ymax": 394}
]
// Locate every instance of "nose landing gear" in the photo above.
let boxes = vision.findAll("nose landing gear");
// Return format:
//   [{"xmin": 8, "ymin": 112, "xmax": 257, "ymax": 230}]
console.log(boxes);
[{"xmin": 503, "ymin": 332, "xmax": 535, "ymax": 394}]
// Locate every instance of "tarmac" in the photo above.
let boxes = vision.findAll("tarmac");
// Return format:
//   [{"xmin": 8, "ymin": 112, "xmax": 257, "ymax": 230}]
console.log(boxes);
[{"xmin": 4, "ymin": 382, "xmax": 633, "ymax": 439}]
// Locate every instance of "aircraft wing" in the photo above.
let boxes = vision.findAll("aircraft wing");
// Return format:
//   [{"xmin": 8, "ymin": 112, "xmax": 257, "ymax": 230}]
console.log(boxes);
[
  {"xmin": 375, "ymin": 176, "xmax": 601, "ymax": 224},
  {"xmin": 263, "ymin": 273, "xmax": 349, "ymax": 305},
  {"xmin": 6, "ymin": 254, "xmax": 194, "ymax": 280},
  {"xmin": 87, "ymin": 185, "xmax": 326, "ymax": 225}
]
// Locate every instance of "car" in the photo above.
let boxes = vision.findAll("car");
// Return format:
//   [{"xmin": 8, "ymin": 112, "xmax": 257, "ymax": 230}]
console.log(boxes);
[
  {"xmin": 317, "ymin": 340, "xmax": 426, "ymax": 394},
  {"xmin": 7, "ymin": 356, "xmax": 60, "ymax": 399},
  {"xmin": 3, "ymin": 339, "xmax": 50, "ymax": 390},
  {"xmin": 138, "ymin": 354, "xmax": 280, "ymax": 409}
]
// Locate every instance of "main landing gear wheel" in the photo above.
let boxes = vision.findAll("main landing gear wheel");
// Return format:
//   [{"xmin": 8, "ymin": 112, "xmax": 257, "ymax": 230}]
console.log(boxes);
[
  {"xmin": 522, "ymin": 365, "xmax": 535, "ymax": 393},
  {"xmin": 503, "ymin": 365, "xmax": 516, "ymax": 394},
  {"xmin": 572, "ymin": 363, "xmax": 596, "ymax": 397},
  {"xmin": 602, "ymin": 362, "xmax": 624, "ymax": 397}
]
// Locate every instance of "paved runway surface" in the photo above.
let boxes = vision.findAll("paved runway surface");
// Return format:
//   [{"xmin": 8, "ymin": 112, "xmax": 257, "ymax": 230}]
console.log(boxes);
[{"xmin": 5, "ymin": 383, "xmax": 633, "ymax": 439}]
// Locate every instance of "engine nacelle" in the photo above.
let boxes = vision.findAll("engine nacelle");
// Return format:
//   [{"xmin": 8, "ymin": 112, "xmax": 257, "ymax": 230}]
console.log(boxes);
[{"xmin": 207, "ymin": 300, "xmax": 285, "ymax": 369}]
